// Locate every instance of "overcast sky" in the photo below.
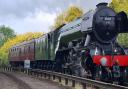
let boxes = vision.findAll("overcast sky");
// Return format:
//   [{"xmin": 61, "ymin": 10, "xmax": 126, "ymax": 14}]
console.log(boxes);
[{"xmin": 0, "ymin": 0, "xmax": 111, "ymax": 34}]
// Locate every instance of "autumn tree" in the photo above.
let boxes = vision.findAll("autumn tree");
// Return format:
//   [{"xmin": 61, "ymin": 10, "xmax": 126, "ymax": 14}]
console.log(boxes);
[
  {"xmin": 0, "ymin": 25, "xmax": 16, "ymax": 47},
  {"xmin": 54, "ymin": 14, "xmax": 65, "ymax": 29},
  {"xmin": 109, "ymin": 0, "xmax": 128, "ymax": 14},
  {"xmin": 65, "ymin": 6, "xmax": 83, "ymax": 22},
  {"xmin": 53, "ymin": 6, "xmax": 83, "ymax": 29},
  {"xmin": 117, "ymin": 33, "xmax": 128, "ymax": 47},
  {"xmin": 109, "ymin": 0, "xmax": 128, "ymax": 47},
  {"xmin": 0, "ymin": 32, "xmax": 43, "ymax": 65}
]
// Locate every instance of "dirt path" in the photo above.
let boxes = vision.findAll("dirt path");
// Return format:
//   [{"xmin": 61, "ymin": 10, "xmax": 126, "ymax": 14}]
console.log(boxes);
[
  {"xmin": 0, "ymin": 72, "xmax": 31, "ymax": 89},
  {"xmin": 0, "ymin": 72, "xmax": 71, "ymax": 89}
]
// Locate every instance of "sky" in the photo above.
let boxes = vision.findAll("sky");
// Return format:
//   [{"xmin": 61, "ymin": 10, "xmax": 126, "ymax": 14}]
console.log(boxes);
[{"xmin": 0, "ymin": 0, "xmax": 111, "ymax": 34}]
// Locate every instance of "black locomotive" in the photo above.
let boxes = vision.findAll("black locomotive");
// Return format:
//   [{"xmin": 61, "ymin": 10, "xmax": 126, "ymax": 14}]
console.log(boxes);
[{"xmin": 9, "ymin": 3, "xmax": 128, "ymax": 84}]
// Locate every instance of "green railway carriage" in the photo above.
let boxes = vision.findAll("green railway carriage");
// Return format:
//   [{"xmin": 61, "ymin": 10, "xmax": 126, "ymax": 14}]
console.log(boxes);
[
  {"xmin": 35, "ymin": 35, "xmax": 47, "ymax": 61},
  {"xmin": 35, "ymin": 31, "xmax": 60, "ymax": 61},
  {"xmin": 34, "ymin": 26, "xmax": 61, "ymax": 69}
]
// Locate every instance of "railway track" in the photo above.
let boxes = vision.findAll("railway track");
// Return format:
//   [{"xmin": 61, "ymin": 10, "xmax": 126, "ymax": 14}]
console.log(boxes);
[
  {"xmin": 1, "ymin": 67, "xmax": 128, "ymax": 89},
  {"xmin": 0, "ymin": 72, "xmax": 31, "ymax": 89},
  {"xmin": 0, "ymin": 68, "xmax": 72, "ymax": 89}
]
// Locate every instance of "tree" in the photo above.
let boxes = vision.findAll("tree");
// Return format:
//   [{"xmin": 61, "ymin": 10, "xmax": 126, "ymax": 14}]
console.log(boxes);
[
  {"xmin": 0, "ymin": 32, "xmax": 43, "ymax": 65},
  {"xmin": 109, "ymin": 0, "xmax": 128, "ymax": 14},
  {"xmin": 0, "ymin": 25, "xmax": 16, "ymax": 47},
  {"xmin": 65, "ymin": 6, "xmax": 83, "ymax": 22},
  {"xmin": 54, "ymin": 13, "xmax": 65, "ymax": 29},
  {"xmin": 109, "ymin": 0, "xmax": 128, "ymax": 47},
  {"xmin": 53, "ymin": 6, "xmax": 83, "ymax": 29},
  {"xmin": 117, "ymin": 33, "xmax": 128, "ymax": 47}
]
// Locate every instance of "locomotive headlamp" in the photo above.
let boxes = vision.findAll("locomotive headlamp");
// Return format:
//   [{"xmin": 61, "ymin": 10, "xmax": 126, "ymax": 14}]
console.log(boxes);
[
  {"xmin": 114, "ymin": 49, "xmax": 117, "ymax": 52},
  {"xmin": 100, "ymin": 57, "xmax": 107, "ymax": 66}
]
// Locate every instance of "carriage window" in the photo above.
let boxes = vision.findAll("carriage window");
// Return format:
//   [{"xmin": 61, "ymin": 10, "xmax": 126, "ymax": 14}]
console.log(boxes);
[
  {"xmin": 28, "ymin": 46, "xmax": 30, "ymax": 51},
  {"xmin": 19, "ymin": 48, "xmax": 21, "ymax": 54}
]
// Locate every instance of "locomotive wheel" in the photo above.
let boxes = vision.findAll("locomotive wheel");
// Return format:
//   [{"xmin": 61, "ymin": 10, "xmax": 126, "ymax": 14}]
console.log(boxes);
[
  {"xmin": 124, "ymin": 68, "xmax": 128, "ymax": 83},
  {"xmin": 71, "ymin": 66, "xmax": 85, "ymax": 77},
  {"xmin": 99, "ymin": 66, "xmax": 107, "ymax": 82},
  {"xmin": 118, "ymin": 67, "xmax": 125, "ymax": 85},
  {"xmin": 95, "ymin": 66, "xmax": 102, "ymax": 80},
  {"xmin": 95, "ymin": 66, "xmax": 113, "ymax": 83},
  {"xmin": 63, "ymin": 68, "xmax": 72, "ymax": 75}
]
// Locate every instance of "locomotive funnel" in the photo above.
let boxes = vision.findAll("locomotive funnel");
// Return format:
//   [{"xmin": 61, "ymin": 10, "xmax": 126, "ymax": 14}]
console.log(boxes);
[{"xmin": 96, "ymin": 2, "xmax": 108, "ymax": 8}]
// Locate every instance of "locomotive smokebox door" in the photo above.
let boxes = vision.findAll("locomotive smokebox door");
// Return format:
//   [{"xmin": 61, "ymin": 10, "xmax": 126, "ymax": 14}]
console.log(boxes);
[{"xmin": 93, "ymin": 2, "xmax": 117, "ymax": 43}]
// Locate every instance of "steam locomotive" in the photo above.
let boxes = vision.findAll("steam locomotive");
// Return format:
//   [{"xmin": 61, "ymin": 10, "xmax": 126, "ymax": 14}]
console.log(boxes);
[{"xmin": 9, "ymin": 3, "xmax": 128, "ymax": 84}]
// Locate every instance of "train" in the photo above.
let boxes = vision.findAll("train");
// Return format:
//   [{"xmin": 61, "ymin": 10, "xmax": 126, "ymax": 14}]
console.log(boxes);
[{"xmin": 9, "ymin": 3, "xmax": 128, "ymax": 84}]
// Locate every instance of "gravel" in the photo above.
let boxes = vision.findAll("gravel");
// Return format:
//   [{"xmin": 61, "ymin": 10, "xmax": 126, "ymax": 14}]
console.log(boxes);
[{"xmin": 0, "ymin": 72, "xmax": 71, "ymax": 89}]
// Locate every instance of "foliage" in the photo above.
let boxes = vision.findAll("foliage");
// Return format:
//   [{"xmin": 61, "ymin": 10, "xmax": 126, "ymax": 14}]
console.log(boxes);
[
  {"xmin": 65, "ymin": 6, "xmax": 83, "ymax": 22},
  {"xmin": 0, "ymin": 25, "xmax": 16, "ymax": 47},
  {"xmin": 0, "ymin": 32, "xmax": 43, "ymax": 65},
  {"xmin": 117, "ymin": 33, "xmax": 128, "ymax": 47},
  {"xmin": 109, "ymin": 0, "xmax": 128, "ymax": 14},
  {"xmin": 54, "ymin": 13, "xmax": 65, "ymax": 29},
  {"xmin": 110, "ymin": 0, "xmax": 128, "ymax": 47},
  {"xmin": 53, "ymin": 6, "xmax": 83, "ymax": 29}
]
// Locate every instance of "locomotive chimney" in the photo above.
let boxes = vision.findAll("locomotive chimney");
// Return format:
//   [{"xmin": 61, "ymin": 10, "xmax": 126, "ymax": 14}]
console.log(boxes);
[{"xmin": 96, "ymin": 2, "xmax": 108, "ymax": 8}]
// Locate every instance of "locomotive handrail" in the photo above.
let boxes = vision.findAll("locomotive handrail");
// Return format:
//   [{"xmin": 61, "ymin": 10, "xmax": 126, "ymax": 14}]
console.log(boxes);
[{"xmin": 2, "ymin": 67, "xmax": 128, "ymax": 89}]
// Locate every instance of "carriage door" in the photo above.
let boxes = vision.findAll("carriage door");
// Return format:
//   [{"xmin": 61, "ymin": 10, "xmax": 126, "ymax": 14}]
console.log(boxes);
[
  {"xmin": 48, "ymin": 33, "xmax": 54, "ymax": 60},
  {"xmin": 47, "ymin": 33, "xmax": 50, "ymax": 60}
]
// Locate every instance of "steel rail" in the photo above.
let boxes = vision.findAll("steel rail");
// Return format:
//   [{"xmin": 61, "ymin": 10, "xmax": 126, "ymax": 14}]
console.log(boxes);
[{"xmin": 2, "ymin": 67, "xmax": 128, "ymax": 89}]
